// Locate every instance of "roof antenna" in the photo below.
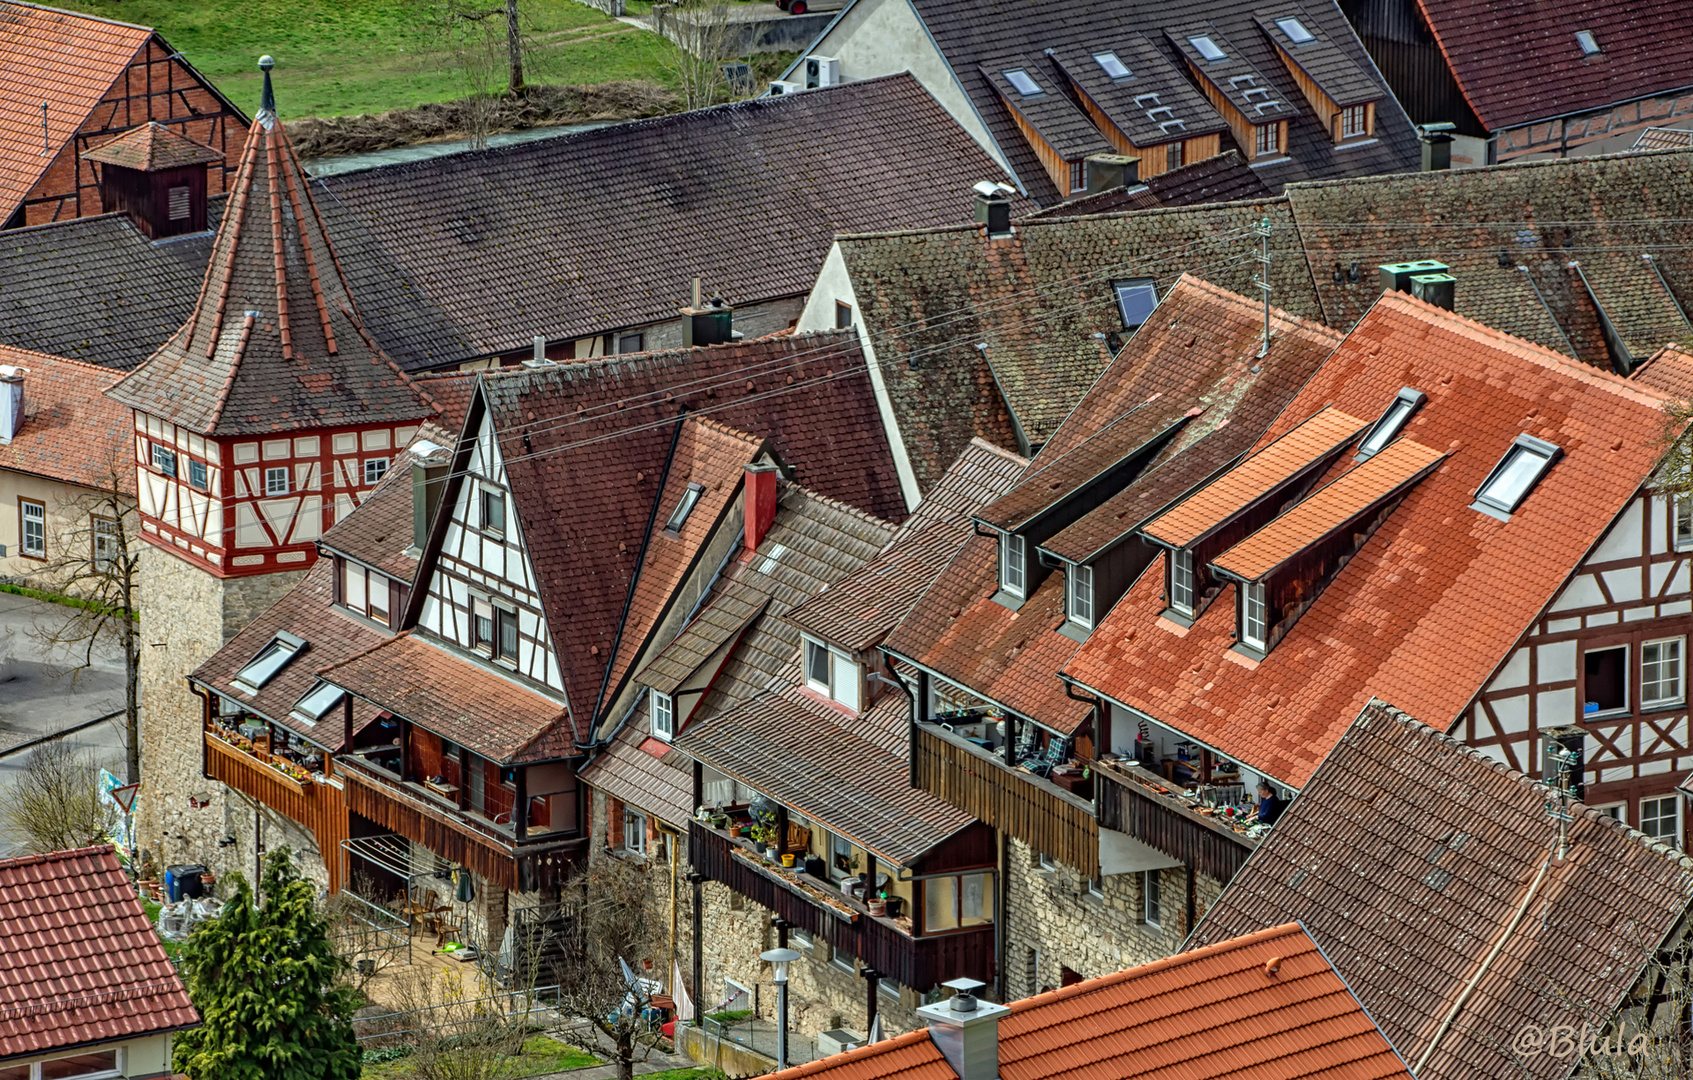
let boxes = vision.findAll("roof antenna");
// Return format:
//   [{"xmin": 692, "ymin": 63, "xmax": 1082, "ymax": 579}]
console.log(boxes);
[
  {"xmin": 1252, "ymin": 216, "xmax": 1272, "ymax": 358},
  {"xmin": 256, "ymin": 55, "xmax": 277, "ymax": 131},
  {"xmin": 40, "ymin": 102, "xmax": 49, "ymax": 155},
  {"xmin": 1544, "ymin": 738, "xmax": 1578, "ymax": 863}
]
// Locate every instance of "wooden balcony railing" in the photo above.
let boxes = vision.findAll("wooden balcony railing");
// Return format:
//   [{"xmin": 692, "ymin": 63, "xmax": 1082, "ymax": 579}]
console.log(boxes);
[
  {"xmin": 1093, "ymin": 758, "xmax": 1259, "ymax": 883},
  {"xmin": 203, "ymin": 730, "xmax": 350, "ymax": 892},
  {"xmin": 913, "ymin": 723, "xmax": 1098, "ymax": 878},
  {"xmin": 689, "ymin": 821, "xmax": 994, "ymax": 989}
]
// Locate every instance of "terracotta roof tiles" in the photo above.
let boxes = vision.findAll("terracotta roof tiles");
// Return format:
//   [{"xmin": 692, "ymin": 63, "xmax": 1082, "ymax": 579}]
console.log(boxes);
[
  {"xmin": 1630, "ymin": 341, "xmax": 1693, "ymax": 400},
  {"xmin": 82, "ymin": 121, "xmax": 222, "ymax": 170},
  {"xmin": 0, "ymin": 345, "xmax": 131, "ymax": 492}
]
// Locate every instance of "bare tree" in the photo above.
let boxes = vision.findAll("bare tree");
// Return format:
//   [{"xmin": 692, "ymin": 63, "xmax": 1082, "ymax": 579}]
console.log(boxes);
[
  {"xmin": 383, "ymin": 963, "xmax": 528, "ymax": 1080},
  {"xmin": 656, "ymin": 0, "xmax": 732, "ymax": 110},
  {"xmin": 548, "ymin": 859, "xmax": 667, "ymax": 1080},
  {"xmin": 0, "ymin": 739, "xmax": 119, "ymax": 854}
]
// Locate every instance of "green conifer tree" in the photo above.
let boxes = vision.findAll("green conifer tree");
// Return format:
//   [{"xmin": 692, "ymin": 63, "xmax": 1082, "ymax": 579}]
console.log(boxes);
[{"xmin": 174, "ymin": 848, "xmax": 362, "ymax": 1080}]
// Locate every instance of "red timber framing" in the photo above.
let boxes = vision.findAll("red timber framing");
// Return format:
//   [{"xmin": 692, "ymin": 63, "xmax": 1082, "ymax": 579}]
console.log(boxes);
[{"xmin": 1458, "ymin": 490, "xmax": 1693, "ymax": 836}]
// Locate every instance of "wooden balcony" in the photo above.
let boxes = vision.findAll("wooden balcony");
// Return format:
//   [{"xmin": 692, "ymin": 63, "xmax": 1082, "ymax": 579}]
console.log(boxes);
[
  {"xmin": 1093, "ymin": 758, "xmax": 1259, "ymax": 883},
  {"xmin": 913, "ymin": 723, "xmax": 1098, "ymax": 877},
  {"xmin": 689, "ymin": 821, "xmax": 994, "ymax": 990},
  {"xmin": 203, "ymin": 729, "xmax": 350, "ymax": 892}
]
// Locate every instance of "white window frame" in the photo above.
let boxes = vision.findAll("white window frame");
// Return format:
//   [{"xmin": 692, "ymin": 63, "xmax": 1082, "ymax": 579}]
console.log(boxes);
[
  {"xmin": 1169, "ymin": 549, "xmax": 1195, "ymax": 615},
  {"xmin": 26, "ymin": 1046, "xmax": 124, "ymax": 1080},
  {"xmin": 91, "ymin": 515, "xmax": 118, "ymax": 569},
  {"xmin": 1675, "ymin": 496, "xmax": 1693, "ymax": 552},
  {"xmin": 1036, "ymin": 851, "xmax": 1056, "ymax": 874},
  {"xmin": 1093, "ymin": 51, "xmax": 1130, "ymax": 79},
  {"xmin": 1112, "ymin": 279, "xmax": 1158, "ymax": 329},
  {"xmin": 1255, "ymin": 122, "xmax": 1281, "ymax": 157},
  {"xmin": 151, "ymin": 443, "xmax": 177, "ymax": 477},
  {"xmin": 1584, "ymin": 643, "xmax": 1630, "ymax": 717},
  {"xmin": 290, "ymin": 680, "xmax": 345, "ymax": 726},
  {"xmin": 1642, "ymin": 637, "xmax": 1685, "ymax": 710},
  {"xmin": 264, "ymin": 466, "xmax": 290, "ymax": 496},
  {"xmin": 1240, "ymin": 582, "xmax": 1268, "ymax": 650},
  {"xmin": 804, "ymin": 636, "xmax": 833, "ymax": 696},
  {"xmin": 1340, "ymin": 103, "xmax": 1369, "ymax": 138},
  {"xmin": 1068, "ymin": 563, "xmax": 1094, "ymax": 628},
  {"xmin": 1275, "ymin": 16, "xmax": 1314, "ymax": 42},
  {"xmin": 364, "ymin": 457, "xmax": 390, "ymax": 486},
  {"xmin": 1003, "ymin": 68, "xmax": 1042, "ymax": 96},
  {"xmin": 651, "ymin": 690, "xmax": 675, "ymax": 740},
  {"xmin": 1189, "ymin": 35, "xmax": 1225, "ymax": 61},
  {"xmin": 1143, "ymin": 869, "xmax": 1162, "ymax": 928},
  {"xmin": 1593, "ymin": 801, "xmax": 1626, "ymax": 824},
  {"xmin": 625, "ymin": 808, "xmax": 648, "ymax": 856},
  {"xmin": 231, "ymin": 631, "xmax": 305, "ymax": 693},
  {"xmin": 20, "ymin": 498, "xmax": 46, "ymax": 558},
  {"xmin": 1640, "ymin": 795, "xmax": 1681, "ymax": 846},
  {"xmin": 831, "ymin": 648, "xmax": 861, "ymax": 712},
  {"xmin": 494, "ymin": 604, "xmax": 519, "ymax": 664},
  {"xmin": 480, "ymin": 486, "xmax": 506, "ymax": 535},
  {"xmin": 1000, "ymin": 531, "xmax": 1026, "ymax": 597}
]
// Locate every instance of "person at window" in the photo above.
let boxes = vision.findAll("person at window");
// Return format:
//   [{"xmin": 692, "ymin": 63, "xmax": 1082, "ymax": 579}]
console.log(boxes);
[{"xmin": 1255, "ymin": 780, "xmax": 1286, "ymax": 825}]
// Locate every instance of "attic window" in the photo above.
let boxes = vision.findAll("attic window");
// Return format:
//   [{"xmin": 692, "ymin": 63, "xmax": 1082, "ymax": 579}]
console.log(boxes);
[
  {"xmin": 1275, "ymin": 17, "xmax": 1314, "ymax": 42},
  {"xmin": 651, "ymin": 690, "xmax": 675, "ymax": 740},
  {"xmin": 1112, "ymin": 279, "xmax": 1158, "ymax": 329},
  {"xmin": 1003, "ymin": 69, "xmax": 1042, "ymax": 96},
  {"xmin": 1189, "ymin": 36, "xmax": 1226, "ymax": 61},
  {"xmin": 665, "ymin": 482, "xmax": 706, "ymax": 532},
  {"xmin": 231, "ymin": 631, "xmax": 305, "ymax": 694},
  {"xmin": 1574, "ymin": 30, "xmax": 1600, "ymax": 55},
  {"xmin": 1356, "ymin": 388, "xmax": 1426, "ymax": 459},
  {"xmin": 1473, "ymin": 434, "xmax": 1561, "ymax": 518},
  {"xmin": 1240, "ymin": 582, "xmax": 1268, "ymax": 650},
  {"xmin": 290, "ymin": 680, "xmax": 344, "ymax": 726},
  {"xmin": 999, "ymin": 531, "xmax": 1027, "ymax": 598},
  {"xmin": 1093, "ymin": 52, "xmax": 1132, "ymax": 79},
  {"xmin": 1169, "ymin": 549, "xmax": 1195, "ymax": 616}
]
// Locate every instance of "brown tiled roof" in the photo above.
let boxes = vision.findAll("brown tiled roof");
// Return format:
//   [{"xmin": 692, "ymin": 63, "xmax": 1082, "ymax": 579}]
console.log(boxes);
[
  {"xmin": 1192, "ymin": 700, "xmax": 1693, "ymax": 1080},
  {"xmin": 316, "ymin": 427, "xmax": 456, "ymax": 584},
  {"xmin": 979, "ymin": 58, "xmax": 1115, "ymax": 162},
  {"xmin": 1412, "ymin": 0, "xmax": 1693, "ymax": 133},
  {"xmin": 82, "ymin": 121, "xmax": 222, "ymax": 170},
  {"xmin": 787, "ymin": 440, "xmax": 1027, "ymax": 652},
  {"xmin": 775, "ymin": 922, "xmax": 1411, "ymax": 1080},
  {"xmin": 1064, "ymin": 294, "xmax": 1680, "ymax": 787},
  {"xmin": 579, "ymin": 703, "xmax": 695, "ymax": 826},
  {"xmin": 0, "ymin": 845, "xmax": 199, "ymax": 1058},
  {"xmin": 189, "ymin": 556, "xmax": 388, "ymax": 745},
  {"xmin": 0, "ymin": 345, "xmax": 131, "ymax": 492},
  {"xmin": 106, "ymin": 105, "xmax": 436, "ymax": 436},
  {"xmin": 1630, "ymin": 341, "xmax": 1693, "ymax": 400},
  {"xmin": 318, "ymin": 631, "xmax": 567, "ymax": 764}
]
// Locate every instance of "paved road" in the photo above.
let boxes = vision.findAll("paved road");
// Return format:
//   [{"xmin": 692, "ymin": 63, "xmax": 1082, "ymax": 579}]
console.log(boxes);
[{"xmin": 0, "ymin": 591, "xmax": 130, "ymax": 855}]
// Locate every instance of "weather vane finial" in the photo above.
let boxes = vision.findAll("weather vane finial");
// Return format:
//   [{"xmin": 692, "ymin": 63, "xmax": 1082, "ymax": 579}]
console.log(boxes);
[{"xmin": 257, "ymin": 55, "xmax": 277, "ymax": 129}]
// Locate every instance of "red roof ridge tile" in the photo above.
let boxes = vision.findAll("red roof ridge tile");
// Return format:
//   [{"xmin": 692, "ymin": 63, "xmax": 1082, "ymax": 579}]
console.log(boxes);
[
  {"xmin": 0, "ymin": 342, "xmax": 122, "ymax": 382},
  {"xmin": 0, "ymin": 843, "xmax": 117, "ymax": 872},
  {"xmin": 1167, "ymin": 273, "xmax": 1347, "ymax": 344},
  {"xmin": 772, "ymin": 1029, "xmax": 940, "ymax": 1080},
  {"xmin": 687, "ymin": 413, "xmax": 766, "ymax": 449},
  {"xmin": 965, "ymin": 436, "xmax": 1032, "ymax": 465}
]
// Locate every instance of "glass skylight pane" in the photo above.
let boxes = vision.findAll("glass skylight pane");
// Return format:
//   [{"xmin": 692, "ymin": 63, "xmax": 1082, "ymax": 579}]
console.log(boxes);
[
  {"xmin": 1093, "ymin": 52, "xmax": 1131, "ymax": 79},
  {"xmin": 1276, "ymin": 18, "xmax": 1314, "ymax": 43},
  {"xmin": 1114, "ymin": 280, "xmax": 1158, "ymax": 328},
  {"xmin": 290, "ymin": 681, "xmax": 344, "ymax": 724},
  {"xmin": 1360, "ymin": 398, "xmax": 1414, "ymax": 456},
  {"xmin": 1003, "ymin": 69, "xmax": 1041, "ymax": 96},
  {"xmin": 1575, "ymin": 30, "xmax": 1600, "ymax": 55},
  {"xmin": 234, "ymin": 638, "xmax": 300, "ymax": 691},
  {"xmin": 666, "ymin": 483, "xmax": 704, "ymax": 530},
  {"xmin": 1189, "ymin": 36, "xmax": 1226, "ymax": 61},
  {"xmin": 1480, "ymin": 446, "xmax": 1552, "ymax": 510}
]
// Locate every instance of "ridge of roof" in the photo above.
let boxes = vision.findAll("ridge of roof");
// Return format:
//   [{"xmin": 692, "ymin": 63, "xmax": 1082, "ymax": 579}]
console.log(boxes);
[
  {"xmin": 0, "ymin": 0, "xmax": 151, "ymax": 33},
  {"xmin": 0, "ymin": 341, "xmax": 124, "ymax": 379},
  {"xmin": 82, "ymin": 121, "xmax": 224, "ymax": 170},
  {"xmin": 773, "ymin": 1029, "xmax": 938, "ymax": 1080},
  {"xmin": 1284, "ymin": 145, "xmax": 1693, "ymax": 193},
  {"xmin": 0, "ymin": 843, "xmax": 117, "ymax": 871}
]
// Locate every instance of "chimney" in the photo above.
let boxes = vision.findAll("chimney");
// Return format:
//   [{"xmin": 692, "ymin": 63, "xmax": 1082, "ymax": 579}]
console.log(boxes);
[
  {"xmin": 744, "ymin": 463, "xmax": 779, "ymax": 553},
  {"xmin": 1544, "ymin": 726, "xmax": 1586, "ymax": 800},
  {"xmin": 681, "ymin": 295, "xmax": 735, "ymax": 348},
  {"xmin": 1419, "ymin": 122, "xmax": 1457, "ymax": 171},
  {"xmin": 523, "ymin": 335, "xmax": 555, "ymax": 368},
  {"xmin": 1378, "ymin": 260, "xmax": 1449, "ymax": 294},
  {"xmin": 408, "ymin": 445, "xmax": 451, "ymax": 555},
  {"xmin": 915, "ymin": 979, "xmax": 1009, "ymax": 1080},
  {"xmin": 0, "ymin": 365, "xmax": 24, "ymax": 444},
  {"xmin": 1084, "ymin": 153, "xmax": 1139, "ymax": 193},
  {"xmin": 972, "ymin": 181, "xmax": 1013, "ymax": 238},
  {"xmin": 1410, "ymin": 272, "xmax": 1456, "ymax": 310}
]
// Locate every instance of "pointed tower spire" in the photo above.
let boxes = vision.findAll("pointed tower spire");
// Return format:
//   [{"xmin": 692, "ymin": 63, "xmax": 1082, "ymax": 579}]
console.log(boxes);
[{"xmin": 108, "ymin": 54, "xmax": 434, "ymax": 438}]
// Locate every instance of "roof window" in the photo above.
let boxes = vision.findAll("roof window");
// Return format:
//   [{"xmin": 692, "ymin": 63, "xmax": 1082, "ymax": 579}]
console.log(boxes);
[
  {"xmin": 1189, "ymin": 36, "xmax": 1227, "ymax": 61},
  {"xmin": 1473, "ymin": 434, "xmax": 1561, "ymax": 519},
  {"xmin": 231, "ymin": 631, "xmax": 305, "ymax": 694},
  {"xmin": 290, "ymin": 680, "xmax": 344, "ymax": 726},
  {"xmin": 1093, "ymin": 51, "xmax": 1132, "ymax": 79},
  {"xmin": 1356, "ymin": 387, "xmax": 1426, "ymax": 460},
  {"xmin": 1275, "ymin": 17, "xmax": 1314, "ymax": 43},
  {"xmin": 1003, "ymin": 69, "xmax": 1042, "ymax": 96},
  {"xmin": 1574, "ymin": 30, "xmax": 1600, "ymax": 55},
  {"xmin": 1113, "ymin": 279, "xmax": 1159, "ymax": 328},
  {"xmin": 665, "ymin": 482, "xmax": 705, "ymax": 532}
]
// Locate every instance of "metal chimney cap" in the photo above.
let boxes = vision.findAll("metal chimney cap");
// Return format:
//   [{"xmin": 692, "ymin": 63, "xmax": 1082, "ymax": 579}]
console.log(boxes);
[{"xmin": 944, "ymin": 977, "xmax": 987, "ymax": 1011}]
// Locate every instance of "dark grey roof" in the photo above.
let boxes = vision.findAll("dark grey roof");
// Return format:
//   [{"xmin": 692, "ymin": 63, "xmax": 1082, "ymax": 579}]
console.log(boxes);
[
  {"xmin": 979, "ymin": 57, "xmax": 1114, "ymax": 162},
  {"xmin": 1048, "ymin": 36, "xmax": 1229, "ymax": 147},
  {"xmin": 1021, "ymin": 151, "xmax": 1271, "ymax": 219},
  {"xmin": 1167, "ymin": 24, "xmax": 1297, "ymax": 123},
  {"xmin": 1252, "ymin": 5, "xmax": 1381, "ymax": 108}
]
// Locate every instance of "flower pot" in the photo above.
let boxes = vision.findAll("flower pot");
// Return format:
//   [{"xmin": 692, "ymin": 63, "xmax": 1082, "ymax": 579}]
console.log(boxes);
[
  {"xmin": 867, "ymin": 899, "xmax": 888, "ymax": 917},
  {"xmin": 781, "ymin": 853, "xmax": 796, "ymax": 868}
]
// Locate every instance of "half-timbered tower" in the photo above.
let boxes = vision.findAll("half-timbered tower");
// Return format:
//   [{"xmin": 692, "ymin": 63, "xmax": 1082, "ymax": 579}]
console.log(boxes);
[{"xmin": 107, "ymin": 60, "xmax": 435, "ymax": 866}]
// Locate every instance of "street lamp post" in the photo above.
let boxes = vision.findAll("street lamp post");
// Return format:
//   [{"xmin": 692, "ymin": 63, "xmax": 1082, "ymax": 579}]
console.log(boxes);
[{"xmin": 761, "ymin": 947, "xmax": 802, "ymax": 1069}]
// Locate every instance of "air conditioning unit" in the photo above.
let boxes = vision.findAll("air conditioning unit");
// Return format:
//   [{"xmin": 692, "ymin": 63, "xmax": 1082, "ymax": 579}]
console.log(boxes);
[
  {"xmin": 805, "ymin": 55, "xmax": 841, "ymax": 88},
  {"xmin": 769, "ymin": 80, "xmax": 804, "ymax": 96}
]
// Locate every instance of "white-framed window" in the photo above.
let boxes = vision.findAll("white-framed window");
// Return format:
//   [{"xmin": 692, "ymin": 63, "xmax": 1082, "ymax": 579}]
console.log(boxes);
[
  {"xmin": 480, "ymin": 487, "xmax": 506, "ymax": 535},
  {"xmin": 1643, "ymin": 638, "xmax": 1685, "ymax": 710},
  {"xmin": 1112, "ymin": 279, "xmax": 1158, "ymax": 329},
  {"xmin": 651, "ymin": 690, "xmax": 675, "ymax": 739},
  {"xmin": 1584, "ymin": 644, "xmax": 1629, "ymax": 716},
  {"xmin": 495, "ymin": 605, "xmax": 519, "ymax": 663},
  {"xmin": 1640, "ymin": 795, "xmax": 1680, "ymax": 846},
  {"xmin": 151, "ymin": 443, "xmax": 177, "ymax": 477},
  {"xmin": 1000, "ymin": 531, "xmax": 1026, "ymax": 597},
  {"xmin": 291, "ymin": 680, "xmax": 345, "ymax": 726},
  {"xmin": 1340, "ymin": 104, "xmax": 1369, "ymax": 138},
  {"xmin": 473, "ymin": 596, "xmax": 495, "ymax": 653},
  {"xmin": 802, "ymin": 636, "xmax": 861, "ymax": 712},
  {"xmin": 1093, "ymin": 51, "xmax": 1130, "ymax": 79},
  {"xmin": 1240, "ymin": 582, "xmax": 1268, "ymax": 650},
  {"xmin": 1143, "ymin": 869, "xmax": 1162, "ymax": 927},
  {"xmin": 1188, "ymin": 35, "xmax": 1225, "ymax": 61},
  {"xmin": 1593, "ymin": 802, "xmax": 1626, "ymax": 824},
  {"xmin": 1255, "ymin": 123, "xmax": 1281, "ymax": 157},
  {"xmin": 91, "ymin": 515, "xmax": 117, "ymax": 569},
  {"xmin": 625, "ymin": 808, "xmax": 648, "ymax": 855},
  {"xmin": 664, "ymin": 482, "xmax": 705, "ymax": 532},
  {"xmin": 1036, "ymin": 850, "xmax": 1056, "ymax": 874},
  {"xmin": 792, "ymin": 927, "xmax": 816, "ymax": 950},
  {"xmin": 1086, "ymin": 875, "xmax": 1104, "ymax": 899},
  {"xmin": 1275, "ymin": 16, "xmax": 1314, "ymax": 41},
  {"xmin": 231, "ymin": 631, "xmax": 304, "ymax": 693},
  {"xmin": 829, "ymin": 831, "xmax": 856, "ymax": 878},
  {"xmin": 1003, "ymin": 68, "xmax": 1042, "ymax": 96},
  {"xmin": 1169, "ymin": 549, "xmax": 1195, "ymax": 615},
  {"xmin": 264, "ymin": 466, "xmax": 290, "ymax": 495},
  {"xmin": 20, "ymin": 498, "xmax": 46, "ymax": 559},
  {"xmin": 1675, "ymin": 496, "xmax": 1693, "ymax": 551},
  {"xmin": 1068, "ymin": 563, "xmax": 1094, "ymax": 628},
  {"xmin": 1475, "ymin": 435, "xmax": 1560, "ymax": 517},
  {"xmin": 28, "ymin": 1046, "xmax": 122, "ymax": 1080},
  {"xmin": 1069, "ymin": 160, "xmax": 1086, "ymax": 194},
  {"xmin": 342, "ymin": 560, "xmax": 393, "ymax": 625},
  {"xmin": 364, "ymin": 457, "xmax": 389, "ymax": 485},
  {"xmin": 189, "ymin": 458, "xmax": 209, "ymax": 490},
  {"xmin": 805, "ymin": 637, "xmax": 832, "ymax": 695}
]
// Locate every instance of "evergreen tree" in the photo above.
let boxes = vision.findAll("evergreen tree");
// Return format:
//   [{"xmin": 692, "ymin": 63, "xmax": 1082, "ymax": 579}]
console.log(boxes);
[{"xmin": 174, "ymin": 848, "xmax": 362, "ymax": 1080}]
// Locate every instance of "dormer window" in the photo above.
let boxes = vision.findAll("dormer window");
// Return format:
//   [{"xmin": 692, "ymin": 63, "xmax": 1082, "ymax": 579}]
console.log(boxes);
[
  {"xmin": 1357, "ymin": 387, "xmax": 1425, "ymax": 460},
  {"xmin": 803, "ymin": 635, "xmax": 861, "ymax": 712},
  {"xmin": 1003, "ymin": 69, "xmax": 1043, "ymax": 97},
  {"xmin": 290, "ymin": 680, "xmax": 344, "ymax": 726},
  {"xmin": 999, "ymin": 532, "xmax": 1027, "ymax": 597},
  {"xmin": 1574, "ymin": 30, "xmax": 1600, "ymax": 55},
  {"xmin": 651, "ymin": 690, "xmax": 675, "ymax": 740},
  {"xmin": 1474, "ymin": 434, "xmax": 1561, "ymax": 519},
  {"xmin": 341, "ymin": 558, "xmax": 394, "ymax": 626},
  {"xmin": 231, "ymin": 631, "xmax": 305, "ymax": 693},
  {"xmin": 1169, "ymin": 549, "xmax": 1195, "ymax": 616},
  {"xmin": 1240, "ymin": 582, "xmax": 1268, "ymax": 650},
  {"xmin": 1067, "ymin": 564, "xmax": 1094, "ymax": 629},
  {"xmin": 665, "ymin": 482, "xmax": 705, "ymax": 532},
  {"xmin": 1254, "ymin": 123, "xmax": 1284, "ymax": 157}
]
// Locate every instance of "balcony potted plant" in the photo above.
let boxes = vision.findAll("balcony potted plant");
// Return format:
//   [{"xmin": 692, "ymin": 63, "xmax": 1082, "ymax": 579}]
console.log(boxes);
[
  {"xmin": 867, "ymin": 890, "xmax": 888, "ymax": 918},
  {"xmin": 749, "ymin": 812, "xmax": 780, "ymax": 857}
]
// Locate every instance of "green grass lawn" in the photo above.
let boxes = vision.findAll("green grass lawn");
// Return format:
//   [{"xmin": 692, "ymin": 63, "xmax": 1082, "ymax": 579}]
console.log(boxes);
[{"xmin": 58, "ymin": 0, "xmax": 677, "ymax": 118}]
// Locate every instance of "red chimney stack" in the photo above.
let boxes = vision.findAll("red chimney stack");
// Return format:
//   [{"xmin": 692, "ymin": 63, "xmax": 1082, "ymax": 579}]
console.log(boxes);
[{"xmin": 745, "ymin": 463, "xmax": 778, "ymax": 553}]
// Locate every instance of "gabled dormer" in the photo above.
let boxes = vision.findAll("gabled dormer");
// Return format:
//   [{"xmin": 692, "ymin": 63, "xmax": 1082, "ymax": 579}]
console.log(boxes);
[
  {"xmin": 1253, "ymin": 6, "xmax": 1383, "ymax": 145},
  {"xmin": 1139, "ymin": 406, "xmax": 1368, "ymax": 625}
]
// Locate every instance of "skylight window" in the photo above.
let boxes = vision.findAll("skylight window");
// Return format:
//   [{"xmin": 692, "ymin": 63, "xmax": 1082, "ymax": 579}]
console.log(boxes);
[
  {"xmin": 290, "ymin": 680, "xmax": 344, "ymax": 726},
  {"xmin": 1574, "ymin": 30, "xmax": 1600, "ymax": 55},
  {"xmin": 665, "ymin": 482, "xmax": 705, "ymax": 532},
  {"xmin": 1113, "ymin": 279, "xmax": 1159, "ymax": 329},
  {"xmin": 231, "ymin": 631, "xmax": 305, "ymax": 694},
  {"xmin": 1474, "ymin": 434, "xmax": 1561, "ymax": 518},
  {"xmin": 1275, "ymin": 17, "xmax": 1314, "ymax": 43},
  {"xmin": 1357, "ymin": 387, "xmax": 1426, "ymax": 460},
  {"xmin": 1093, "ymin": 51, "xmax": 1131, "ymax": 79},
  {"xmin": 1003, "ymin": 68, "xmax": 1042, "ymax": 96},
  {"xmin": 1189, "ymin": 36, "xmax": 1226, "ymax": 61}
]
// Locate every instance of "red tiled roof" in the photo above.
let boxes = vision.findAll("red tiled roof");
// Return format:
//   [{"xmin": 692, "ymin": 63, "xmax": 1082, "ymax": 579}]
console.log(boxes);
[
  {"xmin": 1064, "ymin": 293, "xmax": 1679, "ymax": 786},
  {"xmin": 1630, "ymin": 341, "xmax": 1693, "ymax": 401},
  {"xmin": 82, "ymin": 121, "xmax": 222, "ymax": 170},
  {"xmin": 774, "ymin": 922, "xmax": 1410, "ymax": 1080},
  {"xmin": 1210, "ymin": 438, "xmax": 1446, "ymax": 581},
  {"xmin": 1412, "ymin": 0, "xmax": 1693, "ymax": 133},
  {"xmin": 0, "ymin": 344, "xmax": 131, "ymax": 492},
  {"xmin": 1140, "ymin": 406, "xmax": 1368, "ymax": 548},
  {"xmin": 0, "ymin": 845, "xmax": 198, "ymax": 1058}
]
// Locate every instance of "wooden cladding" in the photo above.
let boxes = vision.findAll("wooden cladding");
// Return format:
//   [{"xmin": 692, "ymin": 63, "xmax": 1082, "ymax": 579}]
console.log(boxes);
[
  {"xmin": 205, "ymin": 732, "xmax": 350, "ymax": 892},
  {"xmin": 915, "ymin": 725, "xmax": 1099, "ymax": 878},
  {"xmin": 690, "ymin": 823, "xmax": 994, "ymax": 989},
  {"xmin": 1095, "ymin": 763, "xmax": 1256, "ymax": 882}
]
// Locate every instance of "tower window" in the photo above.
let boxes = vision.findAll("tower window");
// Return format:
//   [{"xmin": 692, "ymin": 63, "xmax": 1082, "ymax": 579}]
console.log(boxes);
[{"xmin": 152, "ymin": 444, "xmax": 177, "ymax": 477}]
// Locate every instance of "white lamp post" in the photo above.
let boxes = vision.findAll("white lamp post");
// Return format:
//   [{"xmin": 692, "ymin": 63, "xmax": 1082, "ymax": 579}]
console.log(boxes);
[{"xmin": 761, "ymin": 947, "xmax": 802, "ymax": 1069}]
